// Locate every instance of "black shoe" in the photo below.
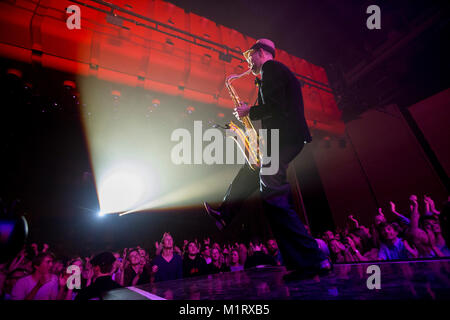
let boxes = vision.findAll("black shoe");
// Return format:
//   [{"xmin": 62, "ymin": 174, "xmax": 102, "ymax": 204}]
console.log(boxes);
[{"xmin": 203, "ymin": 202, "xmax": 226, "ymax": 231}]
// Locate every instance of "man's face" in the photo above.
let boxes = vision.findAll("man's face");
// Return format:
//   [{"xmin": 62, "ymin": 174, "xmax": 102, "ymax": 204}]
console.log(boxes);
[
  {"xmin": 129, "ymin": 250, "xmax": 140, "ymax": 265},
  {"xmin": 52, "ymin": 261, "xmax": 64, "ymax": 274},
  {"xmin": 37, "ymin": 257, "xmax": 53, "ymax": 274},
  {"xmin": 425, "ymin": 219, "xmax": 441, "ymax": 233},
  {"xmin": 163, "ymin": 235, "xmax": 173, "ymax": 248},
  {"xmin": 72, "ymin": 260, "xmax": 84, "ymax": 273},
  {"xmin": 188, "ymin": 243, "xmax": 198, "ymax": 256},
  {"xmin": 324, "ymin": 231, "xmax": 334, "ymax": 241},
  {"xmin": 329, "ymin": 240, "xmax": 342, "ymax": 253},
  {"xmin": 211, "ymin": 248, "xmax": 220, "ymax": 261},
  {"xmin": 202, "ymin": 246, "xmax": 210, "ymax": 257},
  {"xmin": 231, "ymin": 250, "xmax": 239, "ymax": 264},
  {"xmin": 266, "ymin": 240, "xmax": 278, "ymax": 253},
  {"xmin": 247, "ymin": 49, "xmax": 264, "ymax": 75},
  {"xmin": 382, "ymin": 225, "xmax": 398, "ymax": 241}
]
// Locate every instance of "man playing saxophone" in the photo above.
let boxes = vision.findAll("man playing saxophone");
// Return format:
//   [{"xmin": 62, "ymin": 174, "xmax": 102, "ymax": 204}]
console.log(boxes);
[{"xmin": 204, "ymin": 39, "xmax": 331, "ymax": 280}]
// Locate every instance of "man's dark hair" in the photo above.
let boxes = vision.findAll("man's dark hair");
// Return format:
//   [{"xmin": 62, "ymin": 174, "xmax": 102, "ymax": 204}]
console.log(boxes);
[
  {"xmin": 187, "ymin": 240, "xmax": 197, "ymax": 248},
  {"xmin": 127, "ymin": 247, "xmax": 139, "ymax": 256},
  {"xmin": 91, "ymin": 251, "xmax": 116, "ymax": 274},
  {"xmin": 32, "ymin": 252, "xmax": 55, "ymax": 269},
  {"xmin": 250, "ymin": 236, "xmax": 263, "ymax": 247}
]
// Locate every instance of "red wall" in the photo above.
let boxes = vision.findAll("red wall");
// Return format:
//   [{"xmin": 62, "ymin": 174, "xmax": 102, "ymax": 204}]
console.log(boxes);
[
  {"xmin": 0, "ymin": 0, "xmax": 344, "ymax": 135},
  {"xmin": 409, "ymin": 88, "xmax": 450, "ymax": 178}
]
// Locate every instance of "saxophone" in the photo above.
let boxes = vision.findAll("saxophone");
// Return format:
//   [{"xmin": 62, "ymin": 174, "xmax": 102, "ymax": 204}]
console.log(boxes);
[{"xmin": 224, "ymin": 70, "xmax": 262, "ymax": 170}]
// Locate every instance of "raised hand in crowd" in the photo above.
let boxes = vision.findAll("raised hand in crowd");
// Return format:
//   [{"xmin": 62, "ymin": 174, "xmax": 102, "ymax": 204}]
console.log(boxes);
[
  {"xmin": 155, "ymin": 241, "xmax": 162, "ymax": 256},
  {"xmin": 424, "ymin": 195, "xmax": 440, "ymax": 216},
  {"xmin": 8, "ymin": 248, "xmax": 26, "ymax": 273},
  {"xmin": 347, "ymin": 215, "xmax": 359, "ymax": 229},
  {"xmin": 343, "ymin": 236, "xmax": 367, "ymax": 262},
  {"xmin": 409, "ymin": 194, "xmax": 418, "ymax": 212},
  {"xmin": 375, "ymin": 208, "xmax": 386, "ymax": 225},
  {"xmin": 409, "ymin": 195, "xmax": 420, "ymax": 226},
  {"xmin": 389, "ymin": 201, "xmax": 411, "ymax": 225},
  {"xmin": 57, "ymin": 272, "xmax": 73, "ymax": 300},
  {"xmin": 121, "ymin": 248, "xmax": 129, "ymax": 268}
]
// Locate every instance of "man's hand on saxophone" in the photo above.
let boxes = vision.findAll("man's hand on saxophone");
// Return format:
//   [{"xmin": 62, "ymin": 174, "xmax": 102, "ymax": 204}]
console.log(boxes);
[{"xmin": 234, "ymin": 102, "xmax": 250, "ymax": 120}]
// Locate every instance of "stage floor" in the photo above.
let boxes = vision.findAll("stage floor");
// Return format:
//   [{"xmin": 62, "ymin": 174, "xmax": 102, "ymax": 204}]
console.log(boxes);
[{"xmin": 105, "ymin": 259, "xmax": 450, "ymax": 300}]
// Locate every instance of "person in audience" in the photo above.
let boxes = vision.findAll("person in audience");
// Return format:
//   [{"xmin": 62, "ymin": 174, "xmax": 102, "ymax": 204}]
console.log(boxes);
[
  {"xmin": 183, "ymin": 241, "xmax": 207, "ymax": 278},
  {"xmin": 406, "ymin": 195, "xmax": 442, "ymax": 258},
  {"xmin": 75, "ymin": 251, "xmax": 122, "ymax": 300},
  {"xmin": 229, "ymin": 249, "xmax": 244, "ymax": 272},
  {"xmin": 111, "ymin": 252, "xmax": 123, "ymax": 283},
  {"xmin": 1, "ymin": 268, "xmax": 29, "ymax": 300},
  {"xmin": 378, "ymin": 222, "xmax": 417, "ymax": 260},
  {"xmin": 51, "ymin": 260, "xmax": 64, "ymax": 276},
  {"xmin": 328, "ymin": 237, "xmax": 346, "ymax": 263},
  {"xmin": 122, "ymin": 248, "xmax": 150, "ymax": 286},
  {"xmin": 150, "ymin": 233, "xmax": 183, "ymax": 282},
  {"xmin": 11, "ymin": 252, "xmax": 59, "ymax": 300},
  {"xmin": 423, "ymin": 216, "xmax": 450, "ymax": 256},
  {"xmin": 207, "ymin": 248, "xmax": 230, "ymax": 274},
  {"xmin": 266, "ymin": 239, "xmax": 283, "ymax": 266},
  {"xmin": 2, "ymin": 192, "xmax": 449, "ymax": 301},
  {"xmin": 342, "ymin": 236, "xmax": 368, "ymax": 262},
  {"xmin": 201, "ymin": 245, "xmax": 212, "ymax": 265},
  {"xmin": 244, "ymin": 239, "xmax": 277, "ymax": 269},
  {"xmin": 238, "ymin": 243, "xmax": 248, "ymax": 266},
  {"xmin": 62, "ymin": 257, "xmax": 86, "ymax": 300}
]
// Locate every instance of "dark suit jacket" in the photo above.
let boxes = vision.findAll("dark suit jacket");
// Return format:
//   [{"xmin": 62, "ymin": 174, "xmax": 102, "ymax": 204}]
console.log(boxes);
[
  {"xmin": 74, "ymin": 276, "xmax": 122, "ymax": 300},
  {"xmin": 249, "ymin": 60, "xmax": 312, "ymax": 147}
]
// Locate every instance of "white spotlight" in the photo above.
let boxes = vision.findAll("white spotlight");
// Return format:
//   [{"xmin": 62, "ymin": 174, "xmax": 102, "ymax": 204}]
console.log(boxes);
[{"xmin": 98, "ymin": 164, "xmax": 148, "ymax": 214}]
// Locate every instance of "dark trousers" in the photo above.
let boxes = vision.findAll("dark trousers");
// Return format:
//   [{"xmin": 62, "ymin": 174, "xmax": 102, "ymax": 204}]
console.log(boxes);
[{"xmin": 219, "ymin": 143, "xmax": 325, "ymax": 270}]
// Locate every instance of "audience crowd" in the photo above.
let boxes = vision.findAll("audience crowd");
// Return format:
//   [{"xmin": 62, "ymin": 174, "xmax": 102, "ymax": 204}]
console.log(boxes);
[{"xmin": 0, "ymin": 194, "xmax": 448, "ymax": 300}]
